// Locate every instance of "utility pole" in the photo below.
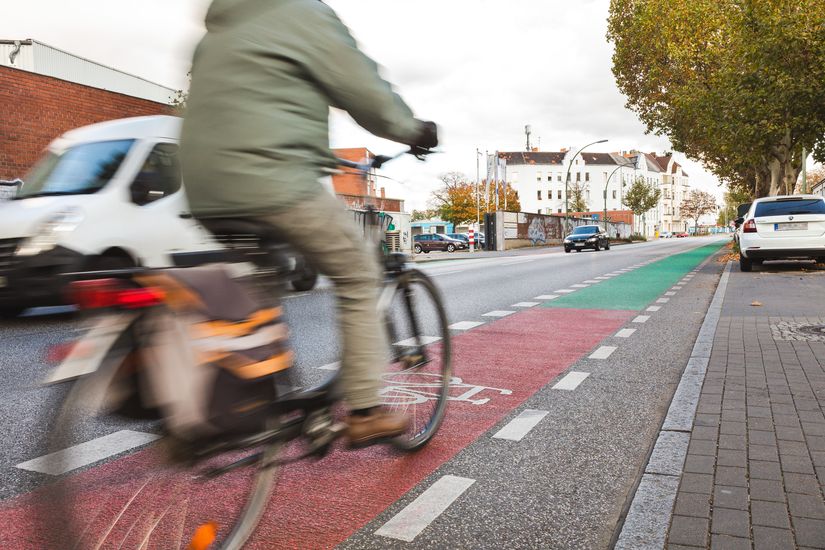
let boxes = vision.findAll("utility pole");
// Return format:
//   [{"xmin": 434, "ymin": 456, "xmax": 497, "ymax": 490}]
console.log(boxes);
[
  {"xmin": 801, "ymin": 147, "xmax": 807, "ymax": 194},
  {"xmin": 485, "ymin": 150, "xmax": 491, "ymax": 213},
  {"xmin": 476, "ymin": 148, "xmax": 481, "ymax": 227},
  {"xmin": 564, "ymin": 139, "xmax": 608, "ymax": 230}
]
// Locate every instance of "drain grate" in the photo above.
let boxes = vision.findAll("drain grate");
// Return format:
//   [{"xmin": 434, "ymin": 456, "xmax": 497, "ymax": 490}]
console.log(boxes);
[{"xmin": 771, "ymin": 322, "xmax": 825, "ymax": 342}]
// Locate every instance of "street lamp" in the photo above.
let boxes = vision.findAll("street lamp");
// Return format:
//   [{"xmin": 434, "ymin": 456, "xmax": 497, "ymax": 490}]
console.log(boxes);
[
  {"xmin": 564, "ymin": 139, "xmax": 608, "ymax": 228},
  {"xmin": 603, "ymin": 158, "xmax": 635, "ymax": 232}
]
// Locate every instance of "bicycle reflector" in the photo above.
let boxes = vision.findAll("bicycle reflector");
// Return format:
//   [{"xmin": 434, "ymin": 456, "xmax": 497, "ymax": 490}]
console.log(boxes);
[
  {"xmin": 70, "ymin": 279, "xmax": 165, "ymax": 310},
  {"xmin": 743, "ymin": 219, "xmax": 757, "ymax": 233}
]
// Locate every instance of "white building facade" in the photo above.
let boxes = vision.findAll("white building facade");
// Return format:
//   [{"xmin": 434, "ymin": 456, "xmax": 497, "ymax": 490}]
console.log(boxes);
[{"xmin": 500, "ymin": 149, "xmax": 691, "ymax": 237}]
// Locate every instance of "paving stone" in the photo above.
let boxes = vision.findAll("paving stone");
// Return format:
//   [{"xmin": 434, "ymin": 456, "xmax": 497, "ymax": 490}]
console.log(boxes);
[
  {"xmin": 748, "ymin": 430, "xmax": 776, "ymax": 446},
  {"xmin": 693, "ymin": 425, "xmax": 720, "ymax": 440},
  {"xmin": 715, "ymin": 466, "xmax": 748, "ymax": 487},
  {"xmin": 749, "ymin": 444, "xmax": 779, "ymax": 462},
  {"xmin": 681, "ymin": 473, "xmax": 714, "ymax": 494},
  {"xmin": 750, "ymin": 479, "xmax": 786, "ymax": 502},
  {"xmin": 780, "ymin": 454, "xmax": 815, "ymax": 475},
  {"xmin": 752, "ymin": 526, "xmax": 795, "ymax": 550},
  {"xmin": 669, "ymin": 515, "xmax": 709, "ymax": 547},
  {"xmin": 775, "ymin": 425, "xmax": 805, "ymax": 442},
  {"xmin": 696, "ymin": 414, "xmax": 722, "ymax": 428},
  {"xmin": 710, "ymin": 534, "xmax": 752, "ymax": 550},
  {"xmin": 713, "ymin": 485, "xmax": 749, "ymax": 510},
  {"xmin": 717, "ymin": 449, "xmax": 747, "ymax": 467},
  {"xmin": 783, "ymin": 473, "xmax": 822, "ymax": 496},
  {"xmin": 808, "ymin": 436, "xmax": 825, "ymax": 451},
  {"xmin": 689, "ymin": 439, "xmax": 718, "ymax": 456},
  {"xmin": 674, "ymin": 492, "xmax": 712, "ymax": 518},
  {"xmin": 683, "ymin": 453, "xmax": 716, "ymax": 474},
  {"xmin": 720, "ymin": 421, "xmax": 747, "ymax": 435},
  {"xmin": 719, "ymin": 434, "xmax": 747, "ymax": 451},
  {"xmin": 751, "ymin": 500, "xmax": 790, "ymax": 529},
  {"xmin": 812, "ymin": 451, "xmax": 825, "ymax": 467},
  {"xmin": 792, "ymin": 517, "xmax": 825, "ymax": 547},
  {"xmin": 749, "ymin": 460, "xmax": 782, "ymax": 480},
  {"xmin": 777, "ymin": 440, "xmax": 809, "ymax": 457},
  {"xmin": 748, "ymin": 417, "xmax": 774, "ymax": 431},
  {"xmin": 788, "ymin": 492, "xmax": 825, "ymax": 519},
  {"xmin": 711, "ymin": 508, "xmax": 750, "ymax": 537}
]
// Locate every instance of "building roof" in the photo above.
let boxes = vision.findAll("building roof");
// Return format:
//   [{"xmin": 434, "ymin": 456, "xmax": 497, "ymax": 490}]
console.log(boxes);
[
  {"xmin": 0, "ymin": 39, "xmax": 177, "ymax": 104},
  {"xmin": 499, "ymin": 152, "xmax": 566, "ymax": 165}
]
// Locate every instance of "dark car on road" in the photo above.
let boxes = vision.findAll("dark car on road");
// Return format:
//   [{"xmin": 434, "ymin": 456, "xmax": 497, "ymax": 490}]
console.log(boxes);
[
  {"xmin": 413, "ymin": 233, "xmax": 465, "ymax": 254},
  {"xmin": 447, "ymin": 232, "xmax": 485, "ymax": 249},
  {"xmin": 563, "ymin": 225, "xmax": 610, "ymax": 253}
]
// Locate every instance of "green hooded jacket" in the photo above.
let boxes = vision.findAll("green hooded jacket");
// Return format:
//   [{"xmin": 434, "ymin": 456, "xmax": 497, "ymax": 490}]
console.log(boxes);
[{"xmin": 180, "ymin": 0, "xmax": 422, "ymax": 217}]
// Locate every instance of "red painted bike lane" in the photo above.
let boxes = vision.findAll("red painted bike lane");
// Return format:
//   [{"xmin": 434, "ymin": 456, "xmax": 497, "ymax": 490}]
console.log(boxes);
[{"xmin": 1, "ymin": 307, "xmax": 633, "ymax": 549}]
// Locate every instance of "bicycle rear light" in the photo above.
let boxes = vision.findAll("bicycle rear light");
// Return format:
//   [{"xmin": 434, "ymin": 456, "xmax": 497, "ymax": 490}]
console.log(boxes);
[{"xmin": 69, "ymin": 279, "xmax": 165, "ymax": 310}]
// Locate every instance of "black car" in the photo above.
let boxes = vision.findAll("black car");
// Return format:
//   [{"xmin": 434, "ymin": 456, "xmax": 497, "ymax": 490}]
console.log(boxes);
[{"xmin": 563, "ymin": 225, "xmax": 610, "ymax": 253}]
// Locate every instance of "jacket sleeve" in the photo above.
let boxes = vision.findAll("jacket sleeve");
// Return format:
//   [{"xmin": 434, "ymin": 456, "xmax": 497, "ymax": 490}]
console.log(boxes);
[{"xmin": 297, "ymin": 3, "xmax": 423, "ymax": 145}]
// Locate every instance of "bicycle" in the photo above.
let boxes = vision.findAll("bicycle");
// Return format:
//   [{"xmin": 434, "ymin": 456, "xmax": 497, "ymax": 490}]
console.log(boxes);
[{"xmin": 33, "ymin": 151, "xmax": 451, "ymax": 549}]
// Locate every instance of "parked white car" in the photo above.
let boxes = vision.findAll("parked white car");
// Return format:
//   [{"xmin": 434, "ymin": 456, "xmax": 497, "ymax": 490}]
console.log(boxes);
[{"xmin": 737, "ymin": 194, "xmax": 825, "ymax": 272}]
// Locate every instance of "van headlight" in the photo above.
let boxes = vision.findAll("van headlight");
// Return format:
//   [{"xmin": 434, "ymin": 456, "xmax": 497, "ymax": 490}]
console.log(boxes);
[{"xmin": 16, "ymin": 208, "xmax": 84, "ymax": 257}]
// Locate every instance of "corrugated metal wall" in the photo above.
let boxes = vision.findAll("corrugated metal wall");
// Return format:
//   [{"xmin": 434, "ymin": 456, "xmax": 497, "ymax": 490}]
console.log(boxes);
[{"xmin": 0, "ymin": 40, "xmax": 176, "ymax": 105}]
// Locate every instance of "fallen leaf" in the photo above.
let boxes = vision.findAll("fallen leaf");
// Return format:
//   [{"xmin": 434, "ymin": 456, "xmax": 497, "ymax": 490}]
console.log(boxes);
[{"xmin": 751, "ymin": 301, "xmax": 763, "ymax": 307}]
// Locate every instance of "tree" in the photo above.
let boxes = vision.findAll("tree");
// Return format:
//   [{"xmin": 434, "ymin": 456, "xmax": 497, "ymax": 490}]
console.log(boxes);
[
  {"xmin": 480, "ymin": 180, "xmax": 521, "ymax": 214},
  {"xmin": 716, "ymin": 187, "xmax": 752, "ymax": 226},
  {"xmin": 607, "ymin": 0, "xmax": 825, "ymax": 198},
  {"xmin": 568, "ymin": 183, "xmax": 588, "ymax": 213},
  {"xmin": 428, "ymin": 172, "xmax": 480, "ymax": 227},
  {"xmin": 681, "ymin": 190, "xmax": 717, "ymax": 233},
  {"xmin": 411, "ymin": 209, "xmax": 438, "ymax": 222},
  {"xmin": 622, "ymin": 177, "xmax": 661, "ymax": 233},
  {"xmin": 803, "ymin": 166, "xmax": 825, "ymax": 193}
]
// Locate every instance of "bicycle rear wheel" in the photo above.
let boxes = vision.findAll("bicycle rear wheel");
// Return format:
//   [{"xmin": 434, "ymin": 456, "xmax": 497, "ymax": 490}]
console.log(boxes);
[
  {"xmin": 35, "ymin": 362, "xmax": 281, "ymax": 550},
  {"xmin": 382, "ymin": 268, "xmax": 452, "ymax": 451}
]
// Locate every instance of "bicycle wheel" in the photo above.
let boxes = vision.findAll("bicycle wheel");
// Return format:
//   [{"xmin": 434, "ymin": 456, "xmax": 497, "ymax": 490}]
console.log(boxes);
[
  {"xmin": 34, "ymin": 361, "xmax": 281, "ymax": 550},
  {"xmin": 382, "ymin": 268, "xmax": 452, "ymax": 451}
]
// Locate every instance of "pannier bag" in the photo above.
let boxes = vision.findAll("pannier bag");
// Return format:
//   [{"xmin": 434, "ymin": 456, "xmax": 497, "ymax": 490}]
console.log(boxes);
[{"xmin": 135, "ymin": 266, "xmax": 294, "ymax": 438}]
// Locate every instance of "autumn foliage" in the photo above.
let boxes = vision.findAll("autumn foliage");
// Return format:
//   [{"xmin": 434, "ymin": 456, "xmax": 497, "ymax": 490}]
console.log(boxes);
[{"xmin": 428, "ymin": 172, "xmax": 520, "ymax": 226}]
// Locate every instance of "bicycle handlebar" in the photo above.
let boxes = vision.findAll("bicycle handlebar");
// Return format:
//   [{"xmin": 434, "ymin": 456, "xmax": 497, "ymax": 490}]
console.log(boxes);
[{"xmin": 335, "ymin": 147, "xmax": 435, "ymax": 173}]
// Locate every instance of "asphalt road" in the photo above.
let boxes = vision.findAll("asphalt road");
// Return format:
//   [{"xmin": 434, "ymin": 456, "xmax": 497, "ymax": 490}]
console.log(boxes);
[{"xmin": 0, "ymin": 236, "xmax": 732, "ymax": 548}]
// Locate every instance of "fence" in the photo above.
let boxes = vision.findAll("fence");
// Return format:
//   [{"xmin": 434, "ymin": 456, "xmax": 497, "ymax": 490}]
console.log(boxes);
[{"xmin": 487, "ymin": 211, "xmax": 632, "ymax": 251}]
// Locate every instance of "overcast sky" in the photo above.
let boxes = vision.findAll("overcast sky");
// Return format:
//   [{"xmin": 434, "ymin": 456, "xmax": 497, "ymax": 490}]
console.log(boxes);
[{"xmin": 3, "ymin": 0, "xmax": 729, "ymax": 210}]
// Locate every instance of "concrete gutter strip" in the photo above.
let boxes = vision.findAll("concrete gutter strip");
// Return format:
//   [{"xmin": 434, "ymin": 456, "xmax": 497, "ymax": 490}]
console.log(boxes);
[{"xmin": 614, "ymin": 261, "xmax": 732, "ymax": 550}]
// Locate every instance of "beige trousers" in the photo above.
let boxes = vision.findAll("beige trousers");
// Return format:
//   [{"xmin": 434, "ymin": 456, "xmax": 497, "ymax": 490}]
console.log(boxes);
[{"xmin": 256, "ymin": 191, "xmax": 386, "ymax": 410}]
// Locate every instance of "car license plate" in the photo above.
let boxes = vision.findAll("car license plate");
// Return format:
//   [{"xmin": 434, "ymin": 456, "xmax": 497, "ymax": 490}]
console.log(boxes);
[
  {"xmin": 0, "ymin": 276, "xmax": 6, "ymax": 288},
  {"xmin": 775, "ymin": 222, "xmax": 807, "ymax": 231},
  {"xmin": 575, "ymin": 242, "xmax": 584, "ymax": 247}
]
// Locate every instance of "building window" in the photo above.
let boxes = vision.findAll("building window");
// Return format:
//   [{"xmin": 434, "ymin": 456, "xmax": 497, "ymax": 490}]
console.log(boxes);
[
  {"xmin": 585, "ymin": 172, "xmax": 590, "ymax": 182},
  {"xmin": 586, "ymin": 190, "xmax": 590, "ymax": 200},
  {"xmin": 558, "ymin": 208, "xmax": 562, "ymax": 213},
  {"xmin": 557, "ymin": 190, "xmax": 562, "ymax": 199},
  {"xmin": 576, "ymin": 173, "xmax": 581, "ymax": 182},
  {"xmin": 557, "ymin": 174, "xmax": 562, "ymax": 182},
  {"xmin": 547, "ymin": 175, "xmax": 552, "ymax": 181},
  {"xmin": 537, "ymin": 190, "xmax": 542, "ymax": 200},
  {"xmin": 603, "ymin": 171, "xmax": 608, "ymax": 182},
  {"xmin": 612, "ymin": 190, "xmax": 617, "ymax": 199},
  {"xmin": 537, "ymin": 171, "xmax": 542, "ymax": 181}
]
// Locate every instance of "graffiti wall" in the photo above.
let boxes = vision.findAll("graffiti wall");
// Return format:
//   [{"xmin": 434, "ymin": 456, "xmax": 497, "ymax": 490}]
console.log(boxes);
[{"xmin": 500, "ymin": 211, "xmax": 632, "ymax": 248}]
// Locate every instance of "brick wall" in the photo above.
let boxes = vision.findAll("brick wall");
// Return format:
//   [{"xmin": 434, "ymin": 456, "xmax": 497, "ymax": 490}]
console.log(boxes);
[
  {"xmin": 0, "ymin": 65, "xmax": 174, "ymax": 180},
  {"xmin": 332, "ymin": 147, "xmax": 371, "ymax": 196}
]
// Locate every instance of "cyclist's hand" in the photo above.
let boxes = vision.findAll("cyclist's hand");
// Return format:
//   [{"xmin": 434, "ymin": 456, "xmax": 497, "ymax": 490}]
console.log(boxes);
[{"xmin": 408, "ymin": 120, "xmax": 438, "ymax": 159}]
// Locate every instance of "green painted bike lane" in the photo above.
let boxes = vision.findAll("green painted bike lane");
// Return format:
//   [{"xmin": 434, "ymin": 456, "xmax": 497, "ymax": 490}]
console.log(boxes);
[{"xmin": 542, "ymin": 242, "xmax": 725, "ymax": 311}]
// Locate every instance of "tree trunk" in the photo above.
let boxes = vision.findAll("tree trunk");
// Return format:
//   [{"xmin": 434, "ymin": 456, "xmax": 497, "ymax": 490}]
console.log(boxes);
[{"xmin": 763, "ymin": 130, "xmax": 802, "ymax": 197}]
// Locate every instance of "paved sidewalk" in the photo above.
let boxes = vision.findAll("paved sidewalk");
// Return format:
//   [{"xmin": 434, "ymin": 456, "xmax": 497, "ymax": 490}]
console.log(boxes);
[{"xmin": 666, "ymin": 264, "xmax": 825, "ymax": 549}]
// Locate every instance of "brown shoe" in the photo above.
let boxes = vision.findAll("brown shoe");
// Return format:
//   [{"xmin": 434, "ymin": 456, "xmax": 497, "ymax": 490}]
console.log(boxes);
[{"xmin": 346, "ymin": 408, "xmax": 410, "ymax": 447}]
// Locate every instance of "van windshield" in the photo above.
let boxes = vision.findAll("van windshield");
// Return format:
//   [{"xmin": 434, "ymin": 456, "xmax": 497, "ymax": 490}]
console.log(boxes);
[{"xmin": 16, "ymin": 140, "xmax": 135, "ymax": 199}]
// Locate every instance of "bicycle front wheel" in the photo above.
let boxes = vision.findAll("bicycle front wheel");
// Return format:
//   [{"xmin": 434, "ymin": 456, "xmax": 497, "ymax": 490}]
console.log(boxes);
[
  {"xmin": 382, "ymin": 268, "xmax": 452, "ymax": 451},
  {"xmin": 35, "ymin": 363, "xmax": 281, "ymax": 550}
]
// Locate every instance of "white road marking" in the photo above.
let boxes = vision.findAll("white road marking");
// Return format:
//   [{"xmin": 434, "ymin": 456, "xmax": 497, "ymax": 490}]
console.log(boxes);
[
  {"xmin": 571, "ymin": 284, "xmax": 589, "ymax": 288},
  {"xmin": 590, "ymin": 346, "xmax": 617, "ymax": 360},
  {"xmin": 492, "ymin": 409, "xmax": 549, "ymax": 440},
  {"xmin": 554, "ymin": 289, "xmax": 576, "ymax": 294},
  {"xmin": 534, "ymin": 294, "xmax": 559, "ymax": 300},
  {"xmin": 552, "ymin": 371, "xmax": 590, "ymax": 391},
  {"xmin": 672, "ymin": 286, "xmax": 683, "ymax": 290},
  {"xmin": 646, "ymin": 305, "xmax": 662, "ymax": 312},
  {"xmin": 615, "ymin": 328, "xmax": 637, "ymax": 338},
  {"xmin": 375, "ymin": 475, "xmax": 476, "ymax": 542},
  {"xmin": 582, "ymin": 280, "xmax": 601, "ymax": 284},
  {"xmin": 665, "ymin": 291, "xmax": 676, "ymax": 296},
  {"xmin": 594, "ymin": 276, "xmax": 611, "ymax": 280},
  {"xmin": 511, "ymin": 302, "xmax": 539, "ymax": 308},
  {"xmin": 318, "ymin": 362, "xmax": 341, "ymax": 371},
  {"xmin": 656, "ymin": 298, "xmax": 670, "ymax": 303},
  {"xmin": 449, "ymin": 321, "xmax": 484, "ymax": 331},
  {"xmin": 633, "ymin": 315, "xmax": 650, "ymax": 323},
  {"xmin": 17, "ymin": 430, "xmax": 161, "ymax": 475},
  {"xmin": 394, "ymin": 336, "xmax": 442, "ymax": 346},
  {"xmin": 482, "ymin": 310, "xmax": 515, "ymax": 317}
]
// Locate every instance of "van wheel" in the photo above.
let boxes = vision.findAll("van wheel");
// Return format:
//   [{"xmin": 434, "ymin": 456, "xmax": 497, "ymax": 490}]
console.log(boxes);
[
  {"xmin": 739, "ymin": 254, "xmax": 753, "ymax": 272},
  {"xmin": 0, "ymin": 306, "xmax": 26, "ymax": 318},
  {"xmin": 414, "ymin": 244, "xmax": 422, "ymax": 254}
]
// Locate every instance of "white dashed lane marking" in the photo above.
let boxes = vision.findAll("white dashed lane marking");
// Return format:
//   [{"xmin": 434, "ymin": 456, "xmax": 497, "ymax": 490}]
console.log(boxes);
[
  {"xmin": 448, "ymin": 321, "xmax": 484, "ymax": 331},
  {"xmin": 633, "ymin": 315, "xmax": 651, "ymax": 323},
  {"xmin": 318, "ymin": 362, "xmax": 341, "ymax": 371},
  {"xmin": 554, "ymin": 289, "xmax": 577, "ymax": 294},
  {"xmin": 492, "ymin": 409, "xmax": 549, "ymax": 441},
  {"xmin": 534, "ymin": 295, "xmax": 559, "ymax": 300},
  {"xmin": 511, "ymin": 302, "xmax": 539, "ymax": 308},
  {"xmin": 375, "ymin": 475, "xmax": 476, "ymax": 542},
  {"xmin": 17, "ymin": 430, "xmax": 161, "ymax": 476},
  {"xmin": 646, "ymin": 306, "xmax": 662, "ymax": 312},
  {"xmin": 665, "ymin": 292, "xmax": 676, "ymax": 296},
  {"xmin": 571, "ymin": 284, "xmax": 589, "ymax": 288},
  {"xmin": 552, "ymin": 371, "xmax": 590, "ymax": 391},
  {"xmin": 482, "ymin": 310, "xmax": 515, "ymax": 318},
  {"xmin": 615, "ymin": 328, "xmax": 637, "ymax": 338},
  {"xmin": 657, "ymin": 298, "xmax": 670, "ymax": 303},
  {"xmin": 589, "ymin": 346, "xmax": 617, "ymax": 360},
  {"xmin": 582, "ymin": 280, "xmax": 601, "ymax": 284},
  {"xmin": 394, "ymin": 336, "xmax": 442, "ymax": 346}
]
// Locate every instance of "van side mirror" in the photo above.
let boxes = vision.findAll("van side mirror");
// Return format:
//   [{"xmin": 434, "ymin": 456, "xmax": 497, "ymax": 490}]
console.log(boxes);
[{"xmin": 131, "ymin": 172, "xmax": 166, "ymax": 206}]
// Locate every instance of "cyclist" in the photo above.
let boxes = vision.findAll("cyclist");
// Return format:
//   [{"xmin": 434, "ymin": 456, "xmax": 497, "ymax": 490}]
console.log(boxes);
[{"xmin": 179, "ymin": 0, "xmax": 438, "ymax": 446}]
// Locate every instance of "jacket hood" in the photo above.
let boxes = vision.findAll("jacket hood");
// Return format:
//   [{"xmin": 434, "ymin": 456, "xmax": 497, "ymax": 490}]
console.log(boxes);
[{"xmin": 205, "ymin": 0, "xmax": 297, "ymax": 31}]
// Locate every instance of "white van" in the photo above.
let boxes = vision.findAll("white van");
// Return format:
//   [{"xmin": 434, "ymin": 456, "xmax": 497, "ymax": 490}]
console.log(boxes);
[{"xmin": 0, "ymin": 115, "xmax": 315, "ymax": 317}]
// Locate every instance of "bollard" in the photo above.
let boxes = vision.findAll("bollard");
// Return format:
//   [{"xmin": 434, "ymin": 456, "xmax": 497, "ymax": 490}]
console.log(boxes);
[{"xmin": 469, "ymin": 228, "xmax": 475, "ymax": 253}]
